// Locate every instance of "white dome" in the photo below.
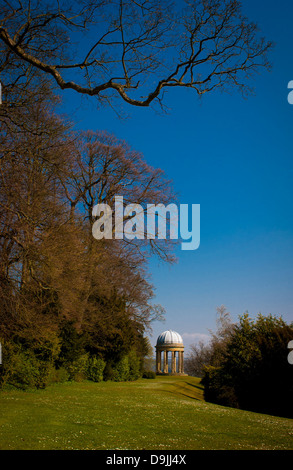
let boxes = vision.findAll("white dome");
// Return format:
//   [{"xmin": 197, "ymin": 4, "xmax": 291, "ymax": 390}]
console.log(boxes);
[{"xmin": 156, "ymin": 330, "xmax": 183, "ymax": 346}]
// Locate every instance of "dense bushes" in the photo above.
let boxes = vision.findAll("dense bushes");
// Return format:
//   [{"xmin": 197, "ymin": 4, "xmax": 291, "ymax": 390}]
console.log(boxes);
[
  {"xmin": 0, "ymin": 340, "xmax": 56, "ymax": 389},
  {"xmin": 104, "ymin": 350, "xmax": 142, "ymax": 382},
  {"xmin": 0, "ymin": 324, "xmax": 149, "ymax": 390},
  {"xmin": 86, "ymin": 356, "xmax": 106, "ymax": 382},
  {"xmin": 200, "ymin": 313, "xmax": 293, "ymax": 418},
  {"xmin": 0, "ymin": 343, "xmax": 144, "ymax": 389}
]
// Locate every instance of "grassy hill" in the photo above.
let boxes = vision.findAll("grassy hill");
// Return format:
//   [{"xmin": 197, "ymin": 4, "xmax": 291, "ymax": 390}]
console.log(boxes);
[{"xmin": 0, "ymin": 376, "xmax": 292, "ymax": 450}]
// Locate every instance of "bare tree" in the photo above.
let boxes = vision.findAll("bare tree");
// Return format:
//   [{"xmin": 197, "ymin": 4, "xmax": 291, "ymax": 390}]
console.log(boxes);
[
  {"xmin": 185, "ymin": 340, "xmax": 213, "ymax": 377},
  {"xmin": 0, "ymin": 0, "xmax": 272, "ymax": 110},
  {"xmin": 185, "ymin": 305, "xmax": 235, "ymax": 377},
  {"xmin": 58, "ymin": 129, "xmax": 175, "ymax": 332},
  {"xmin": 62, "ymin": 129, "xmax": 178, "ymax": 262}
]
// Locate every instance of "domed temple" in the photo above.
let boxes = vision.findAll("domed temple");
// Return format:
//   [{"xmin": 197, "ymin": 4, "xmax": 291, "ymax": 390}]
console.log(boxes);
[{"xmin": 155, "ymin": 330, "xmax": 187, "ymax": 375}]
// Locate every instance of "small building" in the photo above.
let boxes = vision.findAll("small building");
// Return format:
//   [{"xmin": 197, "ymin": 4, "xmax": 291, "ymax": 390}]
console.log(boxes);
[{"xmin": 155, "ymin": 329, "xmax": 187, "ymax": 375}]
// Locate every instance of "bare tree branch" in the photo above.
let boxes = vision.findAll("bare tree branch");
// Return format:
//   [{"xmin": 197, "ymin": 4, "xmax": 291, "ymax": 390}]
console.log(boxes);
[{"xmin": 0, "ymin": 0, "xmax": 273, "ymax": 109}]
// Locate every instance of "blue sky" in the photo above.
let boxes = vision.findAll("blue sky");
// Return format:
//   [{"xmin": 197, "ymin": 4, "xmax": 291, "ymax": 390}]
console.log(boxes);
[{"xmin": 59, "ymin": 1, "xmax": 293, "ymax": 353}]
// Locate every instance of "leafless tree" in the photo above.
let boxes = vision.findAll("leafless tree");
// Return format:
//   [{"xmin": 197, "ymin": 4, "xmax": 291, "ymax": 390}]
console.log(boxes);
[
  {"xmin": 62, "ymin": 129, "xmax": 178, "ymax": 261},
  {"xmin": 58, "ymin": 129, "xmax": 176, "ymax": 332},
  {"xmin": 0, "ymin": 0, "xmax": 272, "ymax": 110},
  {"xmin": 185, "ymin": 305, "xmax": 235, "ymax": 377}
]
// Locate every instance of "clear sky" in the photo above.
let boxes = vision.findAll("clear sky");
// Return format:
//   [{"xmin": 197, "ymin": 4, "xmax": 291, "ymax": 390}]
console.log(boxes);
[{"xmin": 58, "ymin": 0, "xmax": 293, "ymax": 353}]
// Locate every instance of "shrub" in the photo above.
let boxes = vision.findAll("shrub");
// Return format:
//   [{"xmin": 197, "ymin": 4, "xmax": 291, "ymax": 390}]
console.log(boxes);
[
  {"xmin": 86, "ymin": 356, "xmax": 106, "ymax": 382},
  {"xmin": 47, "ymin": 366, "xmax": 70, "ymax": 384},
  {"xmin": 103, "ymin": 362, "xmax": 115, "ymax": 381},
  {"xmin": 201, "ymin": 314, "xmax": 293, "ymax": 418},
  {"xmin": 57, "ymin": 320, "xmax": 85, "ymax": 367},
  {"xmin": 112, "ymin": 356, "xmax": 130, "ymax": 382},
  {"xmin": 142, "ymin": 370, "xmax": 156, "ymax": 379},
  {"xmin": 34, "ymin": 360, "xmax": 55, "ymax": 389},
  {"xmin": 8, "ymin": 351, "xmax": 40, "ymax": 389},
  {"xmin": 128, "ymin": 350, "xmax": 141, "ymax": 381},
  {"xmin": 64, "ymin": 353, "xmax": 89, "ymax": 381},
  {"xmin": 0, "ymin": 340, "xmax": 50, "ymax": 390}
]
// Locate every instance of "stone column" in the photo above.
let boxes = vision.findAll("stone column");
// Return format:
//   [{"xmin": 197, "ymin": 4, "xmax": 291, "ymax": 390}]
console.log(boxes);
[
  {"xmin": 171, "ymin": 351, "xmax": 176, "ymax": 374},
  {"xmin": 164, "ymin": 350, "xmax": 168, "ymax": 374},
  {"xmin": 156, "ymin": 350, "xmax": 161, "ymax": 373},
  {"xmin": 180, "ymin": 351, "xmax": 184, "ymax": 373}
]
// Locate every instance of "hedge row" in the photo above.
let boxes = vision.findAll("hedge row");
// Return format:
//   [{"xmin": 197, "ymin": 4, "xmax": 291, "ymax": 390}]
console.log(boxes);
[{"xmin": 0, "ymin": 340, "xmax": 154, "ymax": 390}]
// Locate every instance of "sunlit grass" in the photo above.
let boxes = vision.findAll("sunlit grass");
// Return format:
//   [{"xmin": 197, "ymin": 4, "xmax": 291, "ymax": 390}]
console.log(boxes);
[{"xmin": 0, "ymin": 376, "xmax": 292, "ymax": 450}]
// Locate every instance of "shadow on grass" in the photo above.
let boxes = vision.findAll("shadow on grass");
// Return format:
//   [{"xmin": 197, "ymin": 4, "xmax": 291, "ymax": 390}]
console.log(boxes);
[
  {"xmin": 158, "ymin": 379, "xmax": 204, "ymax": 401},
  {"xmin": 186, "ymin": 381, "xmax": 204, "ymax": 391}
]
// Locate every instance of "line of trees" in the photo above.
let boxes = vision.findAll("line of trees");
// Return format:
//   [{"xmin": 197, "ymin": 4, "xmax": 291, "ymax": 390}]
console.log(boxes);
[
  {"xmin": 0, "ymin": 74, "xmax": 177, "ymax": 388},
  {"xmin": 185, "ymin": 306, "xmax": 293, "ymax": 418}
]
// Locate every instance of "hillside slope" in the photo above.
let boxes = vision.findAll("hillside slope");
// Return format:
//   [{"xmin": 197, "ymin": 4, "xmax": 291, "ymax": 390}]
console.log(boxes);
[{"xmin": 0, "ymin": 376, "xmax": 292, "ymax": 450}]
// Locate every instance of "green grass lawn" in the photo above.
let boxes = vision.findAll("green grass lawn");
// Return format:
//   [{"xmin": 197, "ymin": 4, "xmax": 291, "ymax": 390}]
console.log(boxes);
[{"xmin": 0, "ymin": 376, "xmax": 292, "ymax": 450}]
